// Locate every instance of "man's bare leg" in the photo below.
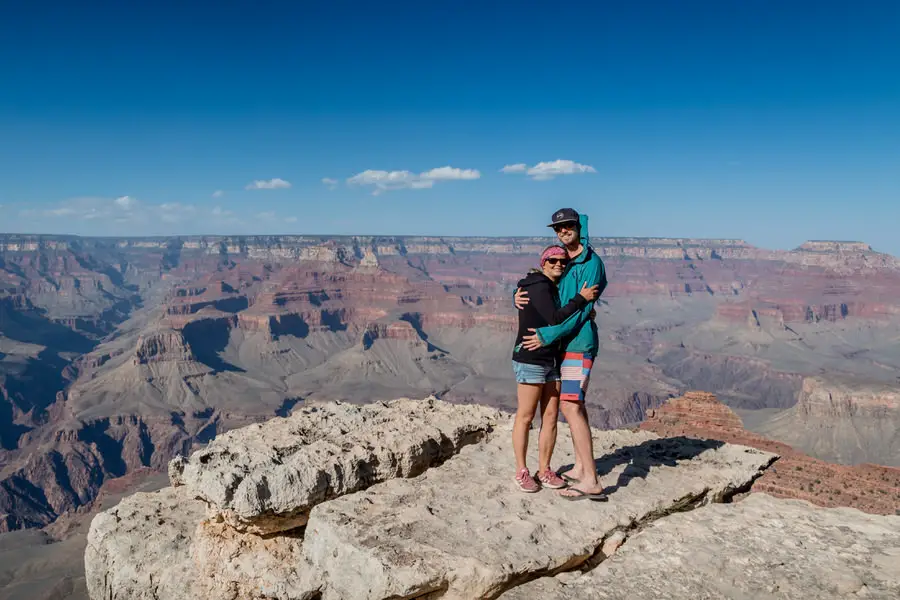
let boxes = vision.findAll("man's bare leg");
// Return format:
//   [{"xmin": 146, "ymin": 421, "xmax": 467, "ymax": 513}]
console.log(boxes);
[{"xmin": 557, "ymin": 400, "xmax": 603, "ymax": 496}]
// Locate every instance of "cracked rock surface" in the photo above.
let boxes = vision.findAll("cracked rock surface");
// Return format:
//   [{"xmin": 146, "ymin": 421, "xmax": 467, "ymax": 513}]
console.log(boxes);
[
  {"xmin": 84, "ymin": 486, "xmax": 204, "ymax": 600},
  {"xmin": 304, "ymin": 427, "xmax": 774, "ymax": 599},
  {"xmin": 169, "ymin": 397, "xmax": 502, "ymax": 533},
  {"xmin": 502, "ymin": 493, "xmax": 900, "ymax": 599},
  {"xmin": 84, "ymin": 398, "xmax": 790, "ymax": 600}
]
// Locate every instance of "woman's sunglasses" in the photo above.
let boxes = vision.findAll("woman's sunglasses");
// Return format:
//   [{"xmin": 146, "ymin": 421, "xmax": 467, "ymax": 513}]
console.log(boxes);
[{"xmin": 544, "ymin": 257, "xmax": 569, "ymax": 266}]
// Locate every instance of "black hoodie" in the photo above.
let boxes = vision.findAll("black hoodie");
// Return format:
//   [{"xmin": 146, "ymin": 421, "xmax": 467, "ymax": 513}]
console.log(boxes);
[{"xmin": 512, "ymin": 270, "xmax": 588, "ymax": 367}]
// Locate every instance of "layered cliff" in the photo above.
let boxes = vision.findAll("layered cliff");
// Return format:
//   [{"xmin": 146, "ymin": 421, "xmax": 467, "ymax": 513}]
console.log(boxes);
[
  {"xmin": 755, "ymin": 376, "xmax": 900, "ymax": 466},
  {"xmin": 641, "ymin": 391, "xmax": 900, "ymax": 515}
]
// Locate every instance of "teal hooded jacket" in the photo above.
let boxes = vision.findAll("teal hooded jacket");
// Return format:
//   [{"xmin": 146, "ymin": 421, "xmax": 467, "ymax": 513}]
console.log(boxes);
[{"xmin": 534, "ymin": 213, "xmax": 607, "ymax": 357}]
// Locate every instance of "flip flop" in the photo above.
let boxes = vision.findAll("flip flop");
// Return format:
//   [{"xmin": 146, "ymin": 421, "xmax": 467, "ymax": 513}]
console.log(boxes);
[
  {"xmin": 559, "ymin": 472, "xmax": 580, "ymax": 484},
  {"xmin": 558, "ymin": 488, "xmax": 608, "ymax": 502}
]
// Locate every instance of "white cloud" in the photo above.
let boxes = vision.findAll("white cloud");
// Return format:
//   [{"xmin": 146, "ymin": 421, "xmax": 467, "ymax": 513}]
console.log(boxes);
[
  {"xmin": 114, "ymin": 195, "xmax": 138, "ymax": 210},
  {"xmin": 211, "ymin": 206, "xmax": 233, "ymax": 217},
  {"xmin": 500, "ymin": 163, "xmax": 527, "ymax": 174},
  {"xmin": 212, "ymin": 190, "xmax": 225, "ymax": 198},
  {"xmin": 284, "ymin": 216, "xmax": 298, "ymax": 223},
  {"xmin": 419, "ymin": 166, "xmax": 480, "ymax": 181},
  {"xmin": 501, "ymin": 159, "xmax": 597, "ymax": 181},
  {"xmin": 160, "ymin": 202, "xmax": 193, "ymax": 211},
  {"xmin": 245, "ymin": 178, "xmax": 292, "ymax": 190},
  {"xmin": 346, "ymin": 165, "xmax": 481, "ymax": 195},
  {"xmin": 321, "ymin": 178, "xmax": 339, "ymax": 190},
  {"xmin": 256, "ymin": 211, "xmax": 276, "ymax": 220}
]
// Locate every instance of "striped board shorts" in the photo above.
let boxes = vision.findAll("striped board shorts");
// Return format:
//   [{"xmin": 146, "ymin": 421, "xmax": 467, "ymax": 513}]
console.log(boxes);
[{"xmin": 559, "ymin": 352, "xmax": 594, "ymax": 403}]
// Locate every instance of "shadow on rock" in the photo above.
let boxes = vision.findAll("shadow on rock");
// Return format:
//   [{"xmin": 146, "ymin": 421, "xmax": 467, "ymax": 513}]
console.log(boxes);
[{"xmin": 560, "ymin": 436, "xmax": 726, "ymax": 495}]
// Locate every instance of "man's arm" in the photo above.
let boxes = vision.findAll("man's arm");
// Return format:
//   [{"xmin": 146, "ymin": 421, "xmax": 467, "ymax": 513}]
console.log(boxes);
[
  {"xmin": 529, "ymin": 283, "xmax": 589, "ymax": 325},
  {"xmin": 534, "ymin": 258, "xmax": 606, "ymax": 346}
]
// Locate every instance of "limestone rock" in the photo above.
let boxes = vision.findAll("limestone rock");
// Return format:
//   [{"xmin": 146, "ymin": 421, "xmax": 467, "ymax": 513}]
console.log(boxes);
[
  {"xmin": 85, "ymin": 406, "xmax": 777, "ymax": 600},
  {"xmin": 502, "ymin": 493, "xmax": 900, "ymax": 599},
  {"xmin": 302, "ymin": 428, "xmax": 775, "ymax": 600},
  {"xmin": 168, "ymin": 398, "xmax": 502, "ymax": 533},
  {"xmin": 190, "ymin": 517, "xmax": 320, "ymax": 600},
  {"xmin": 84, "ymin": 486, "xmax": 205, "ymax": 600}
]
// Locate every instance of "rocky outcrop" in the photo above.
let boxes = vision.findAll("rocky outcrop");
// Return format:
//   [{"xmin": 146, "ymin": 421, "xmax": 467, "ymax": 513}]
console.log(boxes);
[
  {"xmin": 643, "ymin": 391, "xmax": 744, "ymax": 432},
  {"xmin": 85, "ymin": 397, "xmax": 776, "ymax": 600},
  {"xmin": 502, "ymin": 493, "xmax": 900, "ymax": 599},
  {"xmin": 296, "ymin": 430, "xmax": 770, "ymax": 600},
  {"xmin": 641, "ymin": 391, "xmax": 900, "ymax": 515},
  {"xmin": 167, "ymin": 398, "xmax": 501, "ymax": 534},
  {"xmin": 133, "ymin": 330, "xmax": 193, "ymax": 364},
  {"xmin": 83, "ymin": 485, "xmax": 205, "ymax": 600}
]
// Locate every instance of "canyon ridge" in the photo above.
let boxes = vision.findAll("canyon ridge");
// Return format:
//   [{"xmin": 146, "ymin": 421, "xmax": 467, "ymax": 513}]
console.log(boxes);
[{"xmin": 1, "ymin": 232, "xmax": 899, "ymax": 598}]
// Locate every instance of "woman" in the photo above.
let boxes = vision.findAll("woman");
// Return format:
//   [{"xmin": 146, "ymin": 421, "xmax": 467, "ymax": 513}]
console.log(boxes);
[{"xmin": 511, "ymin": 245, "xmax": 599, "ymax": 492}]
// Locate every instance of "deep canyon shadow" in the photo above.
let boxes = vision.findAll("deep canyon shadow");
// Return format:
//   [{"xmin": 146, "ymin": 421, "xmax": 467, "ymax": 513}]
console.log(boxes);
[{"xmin": 181, "ymin": 319, "xmax": 245, "ymax": 373}]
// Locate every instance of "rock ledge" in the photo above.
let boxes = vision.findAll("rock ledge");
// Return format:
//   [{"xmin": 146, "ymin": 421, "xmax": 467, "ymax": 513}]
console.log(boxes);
[{"xmin": 85, "ymin": 397, "xmax": 786, "ymax": 600}]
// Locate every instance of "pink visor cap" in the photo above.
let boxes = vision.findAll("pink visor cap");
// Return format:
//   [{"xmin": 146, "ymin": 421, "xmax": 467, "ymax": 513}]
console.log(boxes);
[{"xmin": 540, "ymin": 246, "xmax": 567, "ymax": 266}]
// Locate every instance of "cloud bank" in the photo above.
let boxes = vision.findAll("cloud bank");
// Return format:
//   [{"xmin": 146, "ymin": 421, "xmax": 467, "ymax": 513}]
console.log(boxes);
[
  {"xmin": 245, "ymin": 178, "xmax": 292, "ymax": 190},
  {"xmin": 500, "ymin": 159, "xmax": 596, "ymax": 181},
  {"xmin": 346, "ymin": 166, "xmax": 480, "ymax": 195}
]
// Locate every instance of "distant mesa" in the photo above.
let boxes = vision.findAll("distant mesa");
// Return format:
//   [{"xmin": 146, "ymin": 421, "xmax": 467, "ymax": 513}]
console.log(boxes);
[
  {"xmin": 797, "ymin": 240, "xmax": 874, "ymax": 253},
  {"xmin": 641, "ymin": 391, "xmax": 900, "ymax": 515}
]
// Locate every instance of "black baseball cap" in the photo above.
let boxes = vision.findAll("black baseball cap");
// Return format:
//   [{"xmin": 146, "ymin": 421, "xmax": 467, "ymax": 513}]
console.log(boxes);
[{"xmin": 547, "ymin": 208, "xmax": 579, "ymax": 228}]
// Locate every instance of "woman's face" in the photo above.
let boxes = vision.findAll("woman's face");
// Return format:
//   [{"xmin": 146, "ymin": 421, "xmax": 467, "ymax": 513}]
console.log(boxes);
[{"xmin": 541, "ymin": 256, "xmax": 567, "ymax": 281}]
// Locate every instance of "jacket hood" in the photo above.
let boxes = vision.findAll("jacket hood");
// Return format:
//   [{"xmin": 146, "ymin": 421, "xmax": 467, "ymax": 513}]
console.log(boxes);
[
  {"xmin": 517, "ymin": 270, "xmax": 554, "ymax": 289},
  {"xmin": 569, "ymin": 213, "xmax": 592, "ymax": 265}
]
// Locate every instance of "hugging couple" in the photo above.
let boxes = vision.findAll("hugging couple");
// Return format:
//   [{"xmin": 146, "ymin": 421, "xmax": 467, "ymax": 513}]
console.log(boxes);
[{"xmin": 511, "ymin": 207, "xmax": 607, "ymax": 500}]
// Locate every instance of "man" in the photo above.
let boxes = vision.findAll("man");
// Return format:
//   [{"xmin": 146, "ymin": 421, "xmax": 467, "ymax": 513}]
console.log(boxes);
[{"xmin": 516, "ymin": 207, "xmax": 608, "ymax": 500}]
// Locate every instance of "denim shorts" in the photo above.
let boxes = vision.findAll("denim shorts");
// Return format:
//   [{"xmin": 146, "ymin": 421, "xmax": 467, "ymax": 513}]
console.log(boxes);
[{"xmin": 512, "ymin": 360, "xmax": 561, "ymax": 384}]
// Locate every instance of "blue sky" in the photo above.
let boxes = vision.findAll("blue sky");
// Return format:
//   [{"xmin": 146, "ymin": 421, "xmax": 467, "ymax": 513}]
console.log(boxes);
[{"xmin": 1, "ymin": 1, "xmax": 899, "ymax": 254}]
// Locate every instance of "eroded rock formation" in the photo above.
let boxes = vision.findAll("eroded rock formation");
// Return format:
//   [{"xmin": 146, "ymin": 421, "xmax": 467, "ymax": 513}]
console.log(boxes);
[
  {"xmin": 503, "ymin": 493, "xmax": 900, "ymax": 599},
  {"xmin": 167, "ymin": 398, "xmax": 500, "ymax": 534},
  {"xmin": 641, "ymin": 391, "xmax": 900, "ymax": 515},
  {"xmin": 755, "ymin": 376, "xmax": 900, "ymax": 466},
  {"xmin": 85, "ymin": 397, "xmax": 778, "ymax": 600}
]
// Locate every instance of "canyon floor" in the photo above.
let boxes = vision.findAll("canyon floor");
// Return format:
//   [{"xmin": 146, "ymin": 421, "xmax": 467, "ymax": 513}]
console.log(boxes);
[{"xmin": 2, "ymin": 232, "xmax": 900, "ymax": 597}]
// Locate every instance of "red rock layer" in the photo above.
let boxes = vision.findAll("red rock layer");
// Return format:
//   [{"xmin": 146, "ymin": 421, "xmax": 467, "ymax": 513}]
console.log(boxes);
[{"xmin": 640, "ymin": 391, "xmax": 900, "ymax": 515}]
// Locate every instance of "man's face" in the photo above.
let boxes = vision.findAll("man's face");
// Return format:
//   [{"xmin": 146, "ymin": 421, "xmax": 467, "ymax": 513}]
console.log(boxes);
[{"xmin": 553, "ymin": 221, "xmax": 579, "ymax": 246}]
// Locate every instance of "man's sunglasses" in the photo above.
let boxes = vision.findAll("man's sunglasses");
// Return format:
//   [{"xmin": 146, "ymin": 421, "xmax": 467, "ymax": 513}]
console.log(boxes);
[
  {"xmin": 552, "ymin": 222, "xmax": 577, "ymax": 232},
  {"xmin": 545, "ymin": 257, "xmax": 569, "ymax": 266}
]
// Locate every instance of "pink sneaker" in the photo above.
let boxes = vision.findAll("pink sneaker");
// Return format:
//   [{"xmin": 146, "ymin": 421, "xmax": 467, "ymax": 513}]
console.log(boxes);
[
  {"xmin": 515, "ymin": 468, "xmax": 540, "ymax": 493},
  {"xmin": 536, "ymin": 469, "xmax": 567, "ymax": 489}
]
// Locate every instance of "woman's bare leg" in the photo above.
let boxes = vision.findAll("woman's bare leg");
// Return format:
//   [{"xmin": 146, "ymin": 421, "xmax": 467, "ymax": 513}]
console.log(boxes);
[
  {"xmin": 537, "ymin": 381, "xmax": 560, "ymax": 473},
  {"xmin": 513, "ymin": 383, "xmax": 542, "ymax": 472}
]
